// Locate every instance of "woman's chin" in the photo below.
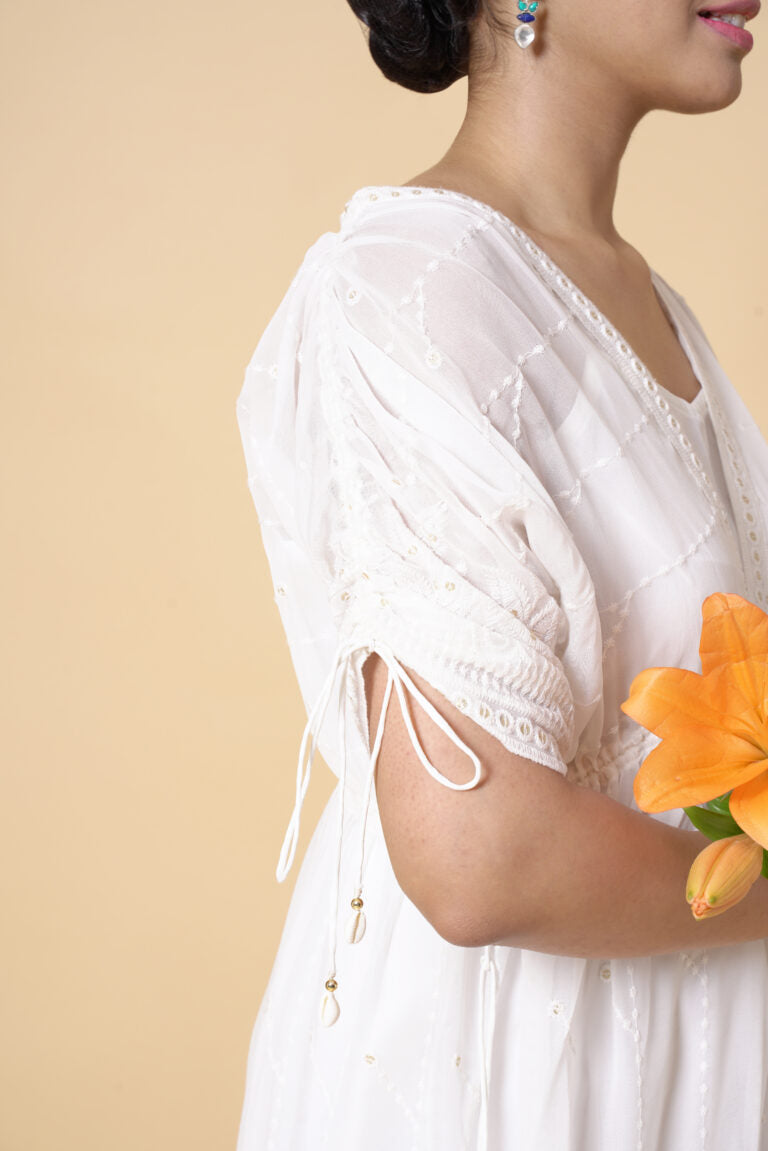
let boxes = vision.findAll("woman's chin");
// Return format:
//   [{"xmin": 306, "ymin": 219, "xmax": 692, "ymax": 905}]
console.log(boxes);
[{"xmin": 660, "ymin": 66, "xmax": 744, "ymax": 115}]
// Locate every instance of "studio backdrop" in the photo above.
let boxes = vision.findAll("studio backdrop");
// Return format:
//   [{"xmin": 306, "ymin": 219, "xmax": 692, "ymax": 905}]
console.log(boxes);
[{"xmin": 2, "ymin": 2, "xmax": 767, "ymax": 1149}]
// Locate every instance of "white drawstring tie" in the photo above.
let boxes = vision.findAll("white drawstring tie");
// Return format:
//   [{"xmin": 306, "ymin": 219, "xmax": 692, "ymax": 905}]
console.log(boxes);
[
  {"xmin": 276, "ymin": 643, "xmax": 349, "ymax": 883},
  {"xmin": 478, "ymin": 945, "xmax": 499, "ymax": 1151},
  {"xmin": 275, "ymin": 638, "xmax": 490, "ymax": 1052}
]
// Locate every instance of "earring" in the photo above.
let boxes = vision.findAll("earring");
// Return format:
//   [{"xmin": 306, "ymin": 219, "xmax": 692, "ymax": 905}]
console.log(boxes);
[{"xmin": 515, "ymin": 0, "xmax": 542, "ymax": 48}]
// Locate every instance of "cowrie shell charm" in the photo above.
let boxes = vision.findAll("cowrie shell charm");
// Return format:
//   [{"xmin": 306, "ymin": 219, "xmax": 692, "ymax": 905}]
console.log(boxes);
[
  {"xmin": 345, "ymin": 896, "xmax": 366, "ymax": 944},
  {"xmin": 320, "ymin": 978, "xmax": 340, "ymax": 1027}
]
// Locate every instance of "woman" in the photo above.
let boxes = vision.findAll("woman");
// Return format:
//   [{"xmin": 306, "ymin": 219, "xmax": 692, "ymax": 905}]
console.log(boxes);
[{"xmin": 235, "ymin": 1, "xmax": 768, "ymax": 1147}]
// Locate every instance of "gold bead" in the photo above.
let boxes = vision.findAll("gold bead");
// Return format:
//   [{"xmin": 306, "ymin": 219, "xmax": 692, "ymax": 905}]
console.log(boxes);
[
  {"xmin": 325, "ymin": 978, "xmax": 338, "ymax": 992},
  {"xmin": 351, "ymin": 897, "xmax": 364, "ymax": 910}
]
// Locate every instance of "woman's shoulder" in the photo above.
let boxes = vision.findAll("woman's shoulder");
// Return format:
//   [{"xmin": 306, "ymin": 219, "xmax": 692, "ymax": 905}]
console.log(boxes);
[
  {"xmin": 284, "ymin": 183, "xmax": 557, "ymax": 336},
  {"xmin": 336, "ymin": 183, "xmax": 536, "ymax": 271},
  {"xmin": 338, "ymin": 183, "xmax": 496, "ymax": 244},
  {"xmin": 242, "ymin": 183, "xmax": 576, "ymax": 420}
]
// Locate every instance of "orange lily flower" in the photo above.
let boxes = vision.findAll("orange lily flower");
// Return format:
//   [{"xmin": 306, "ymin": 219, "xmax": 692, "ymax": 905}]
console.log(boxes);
[{"xmin": 621, "ymin": 592, "xmax": 768, "ymax": 851}]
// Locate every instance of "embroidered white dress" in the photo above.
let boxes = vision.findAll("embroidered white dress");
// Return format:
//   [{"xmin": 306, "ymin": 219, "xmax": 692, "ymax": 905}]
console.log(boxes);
[{"xmin": 235, "ymin": 185, "xmax": 768, "ymax": 1151}]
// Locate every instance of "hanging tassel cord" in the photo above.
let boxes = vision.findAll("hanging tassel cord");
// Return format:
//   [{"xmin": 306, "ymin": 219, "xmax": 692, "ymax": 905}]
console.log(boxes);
[
  {"xmin": 478, "ymin": 945, "xmax": 499, "ymax": 1151},
  {"xmin": 352, "ymin": 667, "xmax": 394, "ymax": 899},
  {"xmin": 274, "ymin": 639, "xmax": 488, "ymax": 1027},
  {"xmin": 276, "ymin": 643, "xmax": 354, "ymax": 883},
  {"xmin": 326, "ymin": 656, "xmax": 351, "ymax": 987}
]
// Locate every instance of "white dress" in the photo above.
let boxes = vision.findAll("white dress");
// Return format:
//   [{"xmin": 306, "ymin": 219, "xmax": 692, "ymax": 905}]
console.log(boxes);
[{"xmin": 235, "ymin": 185, "xmax": 768, "ymax": 1150}]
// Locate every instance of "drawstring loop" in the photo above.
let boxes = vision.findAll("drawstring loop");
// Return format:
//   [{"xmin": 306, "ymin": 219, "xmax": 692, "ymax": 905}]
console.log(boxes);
[
  {"xmin": 373, "ymin": 643, "xmax": 484, "ymax": 791},
  {"xmin": 277, "ymin": 640, "xmax": 484, "ymax": 886}
]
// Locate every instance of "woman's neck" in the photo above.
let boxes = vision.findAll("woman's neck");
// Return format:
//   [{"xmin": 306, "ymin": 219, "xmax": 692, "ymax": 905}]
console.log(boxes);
[{"xmin": 418, "ymin": 45, "xmax": 648, "ymax": 247}]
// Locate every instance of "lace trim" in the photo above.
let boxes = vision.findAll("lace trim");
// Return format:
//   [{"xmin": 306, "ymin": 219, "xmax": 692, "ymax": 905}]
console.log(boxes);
[
  {"xmin": 705, "ymin": 391, "xmax": 765, "ymax": 608},
  {"xmin": 569, "ymin": 724, "xmax": 659, "ymax": 792}
]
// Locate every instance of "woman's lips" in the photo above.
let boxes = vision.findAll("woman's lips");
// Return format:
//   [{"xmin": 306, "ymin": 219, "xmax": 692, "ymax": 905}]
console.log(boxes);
[{"xmin": 697, "ymin": 13, "xmax": 755, "ymax": 48}]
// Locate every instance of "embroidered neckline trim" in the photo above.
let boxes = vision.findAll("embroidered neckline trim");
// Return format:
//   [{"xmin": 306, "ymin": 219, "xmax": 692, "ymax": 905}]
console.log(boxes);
[
  {"xmin": 342, "ymin": 184, "xmax": 727, "ymax": 524},
  {"xmin": 343, "ymin": 184, "xmax": 764, "ymax": 605}
]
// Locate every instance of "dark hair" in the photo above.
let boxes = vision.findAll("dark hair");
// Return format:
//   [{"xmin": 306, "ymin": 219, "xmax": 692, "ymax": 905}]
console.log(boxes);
[{"xmin": 346, "ymin": 0, "xmax": 484, "ymax": 94}]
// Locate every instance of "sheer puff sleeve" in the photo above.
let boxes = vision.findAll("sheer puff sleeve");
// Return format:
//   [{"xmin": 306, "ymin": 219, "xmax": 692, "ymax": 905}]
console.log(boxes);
[
  {"xmin": 237, "ymin": 220, "xmax": 604, "ymax": 806},
  {"xmin": 237, "ymin": 217, "xmax": 605, "ymax": 1036}
]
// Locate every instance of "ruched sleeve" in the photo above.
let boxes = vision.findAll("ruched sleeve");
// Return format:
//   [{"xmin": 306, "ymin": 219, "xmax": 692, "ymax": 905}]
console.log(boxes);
[{"xmin": 237, "ymin": 219, "xmax": 604, "ymax": 787}]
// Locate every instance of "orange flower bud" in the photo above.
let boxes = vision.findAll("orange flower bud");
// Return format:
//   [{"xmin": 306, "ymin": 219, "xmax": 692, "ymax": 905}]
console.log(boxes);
[{"xmin": 686, "ymin": 833, "xmax": 764, "ymax": 920}]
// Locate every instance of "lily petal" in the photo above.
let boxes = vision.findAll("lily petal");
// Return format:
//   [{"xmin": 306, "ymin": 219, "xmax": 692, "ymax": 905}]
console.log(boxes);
[
  {"xmin": 722, "ymin": 658, "xmax": 768, "ymax": 725},
  {"xmin": 730, "ymin": 769, "xmax": 768, "ymax": 851},
  {"xmin": 700, "ymin": 593, "xmax": 768, "ymax": 679},
  {"xmin": 621, "ymin": 665, "xmax": 763, "ymax": 743},
  {"xmin": 633, "ymin": 725, "xmax": 768, "ymax": 813}
]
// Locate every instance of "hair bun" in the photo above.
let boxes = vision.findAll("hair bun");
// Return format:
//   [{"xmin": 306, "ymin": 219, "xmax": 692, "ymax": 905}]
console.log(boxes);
[{"xmin": 347, "ymin": 0, "xmax": 478, "ymax": 94}]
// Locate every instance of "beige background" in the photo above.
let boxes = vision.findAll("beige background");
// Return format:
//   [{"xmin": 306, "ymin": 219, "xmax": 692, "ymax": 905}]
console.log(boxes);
[{"xmin": 2, "ymin": 1, "xmax": 766, "ymax": 1147}]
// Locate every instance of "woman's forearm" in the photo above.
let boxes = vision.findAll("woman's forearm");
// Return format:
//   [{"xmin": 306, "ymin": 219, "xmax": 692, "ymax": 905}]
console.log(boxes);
[
  {"xmin": 366, "ymin": 655, "xmax": 768, "ymax": 958},
  {"xmin": 485, "ymin": 779, "xmax": 768, "ymax": 957}
]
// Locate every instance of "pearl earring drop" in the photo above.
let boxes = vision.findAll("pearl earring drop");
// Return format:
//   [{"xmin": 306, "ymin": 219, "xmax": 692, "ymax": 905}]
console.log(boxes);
[{"xmin": 515, "ymin": 0, "xmax": 542, "ymax": 48}]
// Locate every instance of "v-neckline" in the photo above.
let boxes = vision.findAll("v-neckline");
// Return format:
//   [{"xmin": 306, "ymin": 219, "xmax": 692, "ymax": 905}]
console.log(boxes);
[
  {"xmin": 342, "ymin": 184, "xmax": 764, "ymax": 609},
  {"xmin": 346, "ymin": 183, "xmax": 707, "ymax": 411},
  {"xmin": 344, "ymin": 183, "xmax": 725, "ymax": 520}
]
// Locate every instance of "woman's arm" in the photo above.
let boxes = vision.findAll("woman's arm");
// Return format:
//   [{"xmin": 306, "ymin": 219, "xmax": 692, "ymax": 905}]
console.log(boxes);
[{"xmin": 364, "ymin": 654, "xmax": 768, "ymax": 957}]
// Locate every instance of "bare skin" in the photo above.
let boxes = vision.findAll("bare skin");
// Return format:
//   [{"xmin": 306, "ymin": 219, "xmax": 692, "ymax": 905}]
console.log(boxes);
[
  {"xmin": 404, "ymin": 165, "xmax": 704, "ymax": 404},
  {"xmin": 367, "ymin": 0, "xmax": 767, "ymax": 956},
  {"xmin": 401, "ymin": 0, "xmax": 750, "ymax": 405},
  {"xmin": 366, "ymin": 660, "xmax": 768, "ymax": 955}
]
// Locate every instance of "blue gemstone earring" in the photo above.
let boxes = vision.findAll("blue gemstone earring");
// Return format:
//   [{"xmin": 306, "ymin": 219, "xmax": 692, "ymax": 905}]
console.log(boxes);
[{"xmin": 515, "ymin": 0, "xmax": 542, "ymax": 48}]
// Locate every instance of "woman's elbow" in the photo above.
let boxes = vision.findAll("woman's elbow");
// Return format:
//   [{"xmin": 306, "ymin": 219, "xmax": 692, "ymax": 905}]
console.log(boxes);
[{"xmin": 397, "ymin": 870, "xmax": 535, "ymax": 949}]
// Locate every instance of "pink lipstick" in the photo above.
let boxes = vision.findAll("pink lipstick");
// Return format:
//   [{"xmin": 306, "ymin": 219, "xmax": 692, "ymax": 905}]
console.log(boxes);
[{"xmin": 696, "ymin": 1, "xmax": 758, "ymax": 49}]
